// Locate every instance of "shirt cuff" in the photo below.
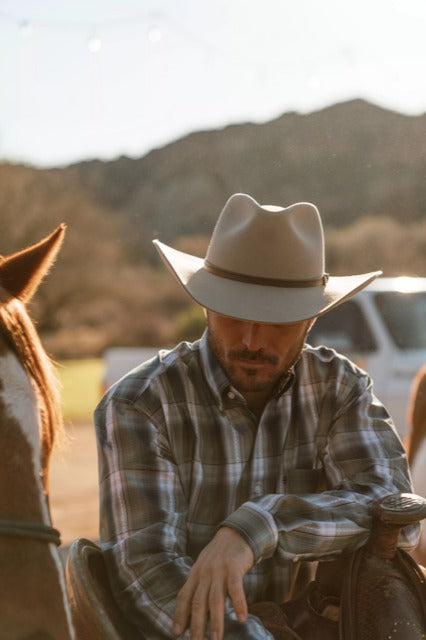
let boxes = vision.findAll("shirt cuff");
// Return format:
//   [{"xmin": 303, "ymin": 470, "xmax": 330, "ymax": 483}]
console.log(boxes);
[{"xmin": 221, "ymin": 501, "xmax": 279, "ymax": 562}]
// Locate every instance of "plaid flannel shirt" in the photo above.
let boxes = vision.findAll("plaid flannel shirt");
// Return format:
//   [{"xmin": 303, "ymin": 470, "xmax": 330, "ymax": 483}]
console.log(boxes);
[{"xmin": 95, "ymin": 331, "xmax": 417, "ymax": 639}]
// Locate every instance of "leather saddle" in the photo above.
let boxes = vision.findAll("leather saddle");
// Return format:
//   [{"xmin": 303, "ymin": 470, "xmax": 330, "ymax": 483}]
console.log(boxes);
[{"xmin": 250, "ymin": 493, "xmax": 426, "ymax": 640}]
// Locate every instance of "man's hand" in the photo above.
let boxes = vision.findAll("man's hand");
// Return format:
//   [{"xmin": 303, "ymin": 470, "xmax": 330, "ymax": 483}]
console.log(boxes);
[{"xmin": 173, "ymin": 526, "xmax": 255, "ymax": 640}]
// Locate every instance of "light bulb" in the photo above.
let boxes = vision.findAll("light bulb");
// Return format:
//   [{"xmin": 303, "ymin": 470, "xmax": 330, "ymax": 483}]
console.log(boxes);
[
  {"xmin": 19, "ymin": 20, "xmax": 33, "ymax": 38},
  {"xmin": 88, "ymin": 36, "xmax": 102, "ymax": 53},
  {"xmin": 147, "ymin": 26, "xmax": 162, "ymax": 43}
]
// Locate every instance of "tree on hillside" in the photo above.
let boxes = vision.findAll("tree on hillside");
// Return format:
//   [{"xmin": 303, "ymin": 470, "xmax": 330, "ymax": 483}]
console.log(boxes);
[{"xmin": 326, "ymin": 217, "xmax": 426, "ymax": 277}]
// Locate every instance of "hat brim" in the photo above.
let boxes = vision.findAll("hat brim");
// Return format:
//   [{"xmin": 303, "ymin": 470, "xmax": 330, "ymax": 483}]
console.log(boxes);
[{"xmin": 154, "ymin": 240, "xmax": 382, "ymax": 323}]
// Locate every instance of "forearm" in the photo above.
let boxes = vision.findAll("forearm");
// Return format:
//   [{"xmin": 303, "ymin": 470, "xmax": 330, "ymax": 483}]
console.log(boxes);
[
  {"xmin": 224, "ymin": 489, "xmax": 419, "ymax": 568},
  {"xmin": 223, "ymin": 412, "xmax": 418, "ymax": 563}
]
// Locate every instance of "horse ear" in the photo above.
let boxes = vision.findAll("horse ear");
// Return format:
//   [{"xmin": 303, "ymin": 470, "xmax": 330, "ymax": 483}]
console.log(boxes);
[{"xmin": 0, "ymin": 224, "xmax": 66, "ymax": 302}]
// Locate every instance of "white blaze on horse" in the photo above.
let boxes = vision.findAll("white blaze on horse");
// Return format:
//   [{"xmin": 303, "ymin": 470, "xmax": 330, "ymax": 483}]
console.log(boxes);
[
  {"xmin": 407, "ymin": 364, "xmax": 426, "ymax": 566},
  {"xmin": 0, "ymin": 226, "xmax": 75, "ymax": 639}
]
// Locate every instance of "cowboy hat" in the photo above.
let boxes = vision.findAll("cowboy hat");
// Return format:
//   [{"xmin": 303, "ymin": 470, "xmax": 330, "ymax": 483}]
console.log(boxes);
[{"xmin": 153, "ymin": 193, "xmax": 382, "ymax": 323}]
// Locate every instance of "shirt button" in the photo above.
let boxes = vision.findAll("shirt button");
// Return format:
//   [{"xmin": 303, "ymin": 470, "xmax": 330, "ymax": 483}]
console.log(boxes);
[
  {"xmin": 254, "ymin": 482, "xmax": 262, "ymax": 495},
  {"xmin": 227, "ymin": 391, "xmax": 235, "ymax": 400}
]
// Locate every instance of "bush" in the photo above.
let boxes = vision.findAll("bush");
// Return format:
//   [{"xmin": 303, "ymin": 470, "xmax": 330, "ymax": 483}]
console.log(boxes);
[{"xmin": 175, "ymin": 305, "xmax": 206, "ymax": 343}]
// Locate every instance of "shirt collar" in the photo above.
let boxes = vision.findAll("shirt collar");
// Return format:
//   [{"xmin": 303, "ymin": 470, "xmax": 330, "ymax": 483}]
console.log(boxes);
[{"xmin": 199, "ymin": 330, "xmax": 231, "ymax": 406}]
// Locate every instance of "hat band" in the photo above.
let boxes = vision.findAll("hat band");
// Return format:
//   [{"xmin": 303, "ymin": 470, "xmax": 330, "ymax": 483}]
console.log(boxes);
[{"xmin": 204, "ymin": 260, "xmax": 329, "ymax": 288}]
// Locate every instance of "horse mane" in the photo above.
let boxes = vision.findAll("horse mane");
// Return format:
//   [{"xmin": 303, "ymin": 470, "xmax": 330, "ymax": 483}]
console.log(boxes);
[{"xmin": 0, "ymin": 287, "xmax": 63, "ymax": 489}]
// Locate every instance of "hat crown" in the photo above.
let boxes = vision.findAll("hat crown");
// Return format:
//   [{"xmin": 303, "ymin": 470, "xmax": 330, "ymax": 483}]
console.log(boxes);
[{"xmin": 206, "ymin": 193, "xmax": 325, "ymax": 281}]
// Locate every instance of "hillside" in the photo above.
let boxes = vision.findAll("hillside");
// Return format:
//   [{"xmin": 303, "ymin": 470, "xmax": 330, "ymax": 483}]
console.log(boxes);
[
  {"xmin": 67, "ymin": 99, "xmax": 426, "ymax": 247},
  {"xmin": 1, "ymin": 98, "xmax": 425, "ymax": 357}
]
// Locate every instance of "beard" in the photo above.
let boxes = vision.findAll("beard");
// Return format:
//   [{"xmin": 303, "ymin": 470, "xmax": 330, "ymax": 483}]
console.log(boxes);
[{"xmin": 207, "ymin": 318, "xmax": 306, "ymax": 394}]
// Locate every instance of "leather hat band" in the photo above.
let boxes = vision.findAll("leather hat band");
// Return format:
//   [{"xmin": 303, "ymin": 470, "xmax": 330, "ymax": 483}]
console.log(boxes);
[{"xmin": 204, "ymin": 260, "xmax": 329, "ymax": 288}]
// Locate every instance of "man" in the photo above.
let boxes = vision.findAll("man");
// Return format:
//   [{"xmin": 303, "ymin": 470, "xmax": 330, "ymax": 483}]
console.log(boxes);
[{"xmin": 95, "ymin": 193, "xmax": 417, "ymax": 639}]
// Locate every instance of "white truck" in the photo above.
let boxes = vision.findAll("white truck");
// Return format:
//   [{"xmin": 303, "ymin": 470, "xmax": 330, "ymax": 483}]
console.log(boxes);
[
  {"xmin": 101, "ymin": 347, "xmax": 160, "ymax": 395},
  {"xmin": 308, "ymin": 276, "xmax": 426, "ymax": 440},
  {"xmin": 102, "ymin": 277, "xmax": 426, "ymax": 441}
]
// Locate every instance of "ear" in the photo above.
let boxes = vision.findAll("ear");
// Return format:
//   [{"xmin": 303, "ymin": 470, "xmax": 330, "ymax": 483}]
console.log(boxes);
[{"xmin": 0, "ymin": 224, "xmax": 66, "ymax": 302}]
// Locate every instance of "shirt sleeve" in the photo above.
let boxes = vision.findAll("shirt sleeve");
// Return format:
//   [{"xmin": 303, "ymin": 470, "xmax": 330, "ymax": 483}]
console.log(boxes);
[
  {"xmin": 95, "ymin": 396, "xmax": 274, "ymax": 639},
  {"xmin": 222, "ymin": 373, "xmax": 419, "ymax": 564}
]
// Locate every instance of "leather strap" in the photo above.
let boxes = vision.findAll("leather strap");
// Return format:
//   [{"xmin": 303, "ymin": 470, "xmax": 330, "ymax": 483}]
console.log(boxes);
[{"xmin": 0, "ymin": 519, "xmax": 61, "ymax": 546}]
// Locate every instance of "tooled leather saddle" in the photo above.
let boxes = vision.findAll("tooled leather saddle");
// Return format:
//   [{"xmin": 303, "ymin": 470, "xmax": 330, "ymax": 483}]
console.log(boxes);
[{"xmin": 250, "ymin": 493, "xmax": 426, "ymax": 639}]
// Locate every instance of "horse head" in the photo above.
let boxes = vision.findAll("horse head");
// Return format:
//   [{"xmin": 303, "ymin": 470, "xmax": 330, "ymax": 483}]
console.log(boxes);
[
  {"xmin": 0, "ymin": 225, "xmax": 66, "ymax": 488},
  {"xmin": 0, "ymin": 225, "xmax": 75, "ymax": 639}
]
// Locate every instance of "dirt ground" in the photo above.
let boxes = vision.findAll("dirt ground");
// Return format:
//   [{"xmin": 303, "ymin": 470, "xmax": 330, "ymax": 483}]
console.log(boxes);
[{"xmin": 49, "ymin": 421, "xmax": 99, "ymax": 550}]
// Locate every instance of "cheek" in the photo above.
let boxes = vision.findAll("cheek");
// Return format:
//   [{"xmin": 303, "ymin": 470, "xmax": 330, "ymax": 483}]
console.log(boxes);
[{"xmin": 274, "ymin": 329, "xmax": 308, "ymax": 358}]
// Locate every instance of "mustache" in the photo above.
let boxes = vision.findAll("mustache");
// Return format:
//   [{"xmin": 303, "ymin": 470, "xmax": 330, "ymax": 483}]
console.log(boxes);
[{"xmin": 228, "ymin": 348, "xmax": 279, "ymax": 365}]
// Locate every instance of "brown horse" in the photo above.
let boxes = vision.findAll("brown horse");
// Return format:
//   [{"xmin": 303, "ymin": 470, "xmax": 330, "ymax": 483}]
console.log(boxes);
[
  {"xmin": 0, "ymin": 226, "xmax": 75, "ymax": 639},
  {"xmin": 407, "ymin": 364, "xmax": 426, "ymax": 566},
  {"xmin": 408, "ymin": 364, "xmax": 426, "ymax": 469}
]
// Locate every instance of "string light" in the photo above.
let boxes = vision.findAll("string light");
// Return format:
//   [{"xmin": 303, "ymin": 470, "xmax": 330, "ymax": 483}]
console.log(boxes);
[
  {"xmin": 0, "ymin": 9, "xmax": 225, "ymax": 59},
  {"xmin": 18, "ymin": 19, "xmax": 33, "ymax": 38},
  {"xmin": 147, "ymin": 25, "xmax": 162, "ymax": 44},
  {"xmin": 87, "ymin": 35, "xmax": 102, "ymax": 53}
]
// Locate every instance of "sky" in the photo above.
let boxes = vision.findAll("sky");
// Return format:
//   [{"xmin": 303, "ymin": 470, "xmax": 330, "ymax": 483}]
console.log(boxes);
[{"xmin": 0, "ymin": 0, "xmax": 425, "ymax": 168}]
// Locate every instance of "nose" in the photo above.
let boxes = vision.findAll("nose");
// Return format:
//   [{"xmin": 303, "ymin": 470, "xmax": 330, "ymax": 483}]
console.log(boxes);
[{"xmin": 241, "ymin": 322, "xmax": 266, "ymax": 351}]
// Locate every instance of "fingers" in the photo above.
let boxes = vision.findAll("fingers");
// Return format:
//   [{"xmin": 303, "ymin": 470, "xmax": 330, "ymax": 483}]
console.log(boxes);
[
  {"xmin": 227, "ymin": 571, "xmax": 248, "ymax": 623},
  {"xmin": 173, "ymin": 528, "xmax": 254, "ymax": 639},
  {"xmin": 174, "ymin": 574, "xmax": 216, "ymax": 640},
  {"xmin": 208, "ymin": 580, "xmax": 225, "ymax": 640},
  {"xmin": 173, "ymin": 579, "xmax": 195, "ymax": 637},
  {"xmin": 173, "ymin": 569, "xmax": 247, "ymax": 639},
  {"xmin": 189, "ymin": 581, "xmax": 210, "ymax": 640}
]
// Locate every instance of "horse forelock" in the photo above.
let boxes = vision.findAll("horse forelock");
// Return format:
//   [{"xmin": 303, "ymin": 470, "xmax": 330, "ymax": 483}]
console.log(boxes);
[{"xmin": 0, "ymin": 289, "xmax": 63, "ymax": 489}]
